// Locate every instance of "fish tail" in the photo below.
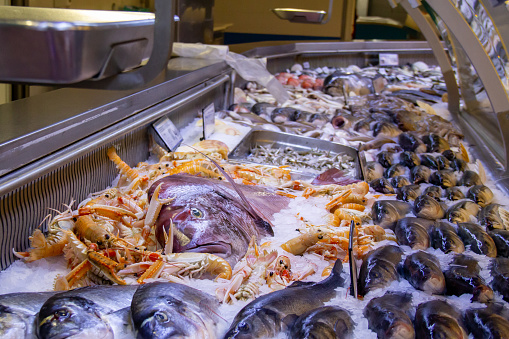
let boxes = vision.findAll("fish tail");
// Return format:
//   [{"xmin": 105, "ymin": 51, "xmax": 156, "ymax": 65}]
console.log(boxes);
[{"xmin": 319, "ymin": 259, "xmax": 345, "ymax": 290}]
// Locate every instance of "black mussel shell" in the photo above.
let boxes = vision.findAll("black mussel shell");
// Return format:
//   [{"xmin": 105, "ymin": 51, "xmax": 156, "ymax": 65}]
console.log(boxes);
[
  {"xmin": 376, "ymin": 151, "xmax": 393, "ymax": 168},
  {"xmin": 384, "ymin": 164, "xmax": 407, "ymax": 179},
  {"xmin": 467, "ymin": 185, "xmax": 494, "ymax": 207},
  {"xmin": 446, "ymin": 187, "xmax": 465, "ymax": 201},
  {"xmin": 423, "ymin": 186, "xmax": 442, "ymax": 201},
  {"xmin": 373, "ymin": 121, "xmax": 402, "ymax": 138},
  {"xmin": 391, "ymin": 176, "xmax": 411, "ymax": 188},
  {"xmin": 450, "ymin": 158, "xmax": 467, "ymax": 172},
  {"xmin": 422, "ymin": 133, "xmax": 450, "ymax": 153},
  {"xmin": 411, "ymin": 165, "xmax": 431, "ymax": 184},
  {"xmin": 370, "ymin": 178, "xmax": 395, "ymax": 194},
  {"xmin": 420, "ymin": 154, "xmax": 439, "ymax": 170},
  {"xmin": 460, "ymin": 170, "xmax": 482, "ymax": 186},
  {"xmin": 397, "ymin": 185, "xmax": 421, "ymax": 202},
  {"xmin": 400, "ymin": 151, "xmax": 421, "ymax": 168}
]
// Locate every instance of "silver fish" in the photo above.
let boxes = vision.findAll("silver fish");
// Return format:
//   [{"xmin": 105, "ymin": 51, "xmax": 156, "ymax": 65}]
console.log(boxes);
[
  {"xmin": 131, "ymin": 282, "xmax": 222, "ymax": 339},
  {"xmin": 289, "ymin": 306, "xmax": 354, "ymax": 339},
  {"xmin": 37, "ymin": 285, "xmax": 138, "ymax": 339},
  {"xmin": 223, "ymin": 260, "xmax": 345, "ymax": 339}
]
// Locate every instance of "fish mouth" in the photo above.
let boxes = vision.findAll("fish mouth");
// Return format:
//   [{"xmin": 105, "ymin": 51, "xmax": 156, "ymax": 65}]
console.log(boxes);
[{"xmin": 185, "ymin": 242, "xmax": 232, "ymax": 256}]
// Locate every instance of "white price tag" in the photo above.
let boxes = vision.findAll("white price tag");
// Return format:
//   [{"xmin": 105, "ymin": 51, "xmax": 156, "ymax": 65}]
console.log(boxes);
[
  {"xmin": 202, "ymin": 103, "xmax": 215, "ymax": 139},
  {"xmin": 303, "ymin": 61, "xmax": 310, "ymax": 69},
  {"xmin": 379, "ymin": 53, "xmax": 399, "ymax": 66},
  {"xmin": 152, "ymin": 117, "xmax": 183, "ymax": 151}
]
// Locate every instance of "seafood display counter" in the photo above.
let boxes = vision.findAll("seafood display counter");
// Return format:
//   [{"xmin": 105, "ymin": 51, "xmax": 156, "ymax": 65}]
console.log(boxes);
[{"xmin": 1, "ymin": 35, "xmax": 509, "ymax": 338}]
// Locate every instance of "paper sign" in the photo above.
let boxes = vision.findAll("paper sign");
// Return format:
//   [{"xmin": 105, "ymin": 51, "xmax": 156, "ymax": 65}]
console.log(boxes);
[
  {"xmin": 202, "ymin": 103, "xmax": 215, "ymax": 139},
  {"xmin": 348, "ymin": 220, "xmax": 358, "ymax": 298},
  {"xmin": 152, "ymin": 117, "xmax": 183, "ymax": 151},
  {"xmin": 379, "ymin": 53, "xmax": 399, "ymax": 66},
  {"xmin": 303, "ymin": 61, "xmax": 310, "ymax": 69},
  {"xmin": 372, "ymin": 75, "xmax": 388, "ymax": 94}
]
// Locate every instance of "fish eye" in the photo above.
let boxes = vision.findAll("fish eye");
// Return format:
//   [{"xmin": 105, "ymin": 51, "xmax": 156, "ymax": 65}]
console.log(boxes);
[
  {"xmin": 154, "ymin": 311, "xmax": 168, "ymax": 323},
  {"xmin": 238, "ymin": 321, "xmax": 250, "ymax": 332},
  {"xmin": 190, "ymin": 208, "xmax": 204, "ymax": 218},
  {"xmin": 55, "ymin": 309, "xmax": 69, "ymax": 319}
]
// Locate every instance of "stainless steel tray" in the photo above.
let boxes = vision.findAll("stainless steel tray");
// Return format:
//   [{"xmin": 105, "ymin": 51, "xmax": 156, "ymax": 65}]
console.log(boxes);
[
  {"xmin": 0, "ymin": 6, "xmax": 155, "ymax": 84},
  {"xmin": 229, "ymin": 130, "xmax": 364, "ymax": 180}
]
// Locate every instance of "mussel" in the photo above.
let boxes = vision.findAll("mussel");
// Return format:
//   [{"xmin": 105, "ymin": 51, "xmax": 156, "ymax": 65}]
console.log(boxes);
[
  {"xmin": 411, "ymin": 165, "xmax": 431, "ymax": 184},
  {"xmin": 446, "ymin": 200, "xmax": 480, "ymax": 223},
  {"xmin": 413, "ymin": 195, "xmax": 445, "ymax": 220},
  {"xmin": 450, "ymin": 158, "xmax": 467, "ymax": 172},
  {"xmin": 399, "ymin": 151, "xmax": 420, "ymax": 168},
  {"xmin": 369, "ymin": 178, "xmax": 395, "ymax": 194},
  {"xmin": 479, "ymin": 203, "xmax": 509, "ymax": 230},
  {"xmin": 445, "ymin": 187, "xmax": 465, "ymax": 201},
  {"xmin": 397, "ymin": 185, "xmax": 421, "ymax": 202},
  {"xmin": 391, "ymin": 176, "xmax": 410, "ymax": 188},
  {"xmin": 429, "ymin": 170, "xmax": 457, "ymax": 188},
  {"xmin": 395, "ymin": 217, "xmax": 434, "ymax": 250},
  {"xmin": 457, "ymin": 222, "xmax": 497, "ymax": 257},
  {"xmin": 467, "ymin": 185, "xmax": 494, "ymax": 207},
  {"xmin": 421, "ymin": 133, "xmax": 450, "ymax": 153},
  {"xmin": 488, "ymin": 229, "xmax": 509, "ymax": 257},
  {"xmin": 400, "ymin": 251, "xmax": 445, "ymax": 294},
  {"xmin": 376, "ymin": 151, "xmax": 393, "ymax": 168},
  {"xmin": 442, "ymin": 149, "xmax": 456, "ymax": 161}
]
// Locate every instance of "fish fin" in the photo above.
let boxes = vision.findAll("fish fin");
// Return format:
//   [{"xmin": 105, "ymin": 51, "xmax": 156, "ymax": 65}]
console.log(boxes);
[
  {"xmin": 287, "ymin": 281, "xmax": 315, "ymax": 288},
  {"xmin": 199, "ymin": 299, "xmax": 225, "ymax": 323},
  {"xmin": 182, "ymin": 143, "xmax": 274, "ymax": 235},
  {"xmin": 476, "ymin": 160, "xmax": 486, "ymax": 184},
  {"xmin": 282, "ymin": 314, "xmax": 299, "ymax": 329},
  {"xmin": 460, "ymin": 143, "xmax": 469, "ymax": 163}
]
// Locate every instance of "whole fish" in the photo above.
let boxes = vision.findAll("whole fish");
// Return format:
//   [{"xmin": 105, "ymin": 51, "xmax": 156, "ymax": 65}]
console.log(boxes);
[
  {"xmin": 400, "ymin": 251, "xmax": 445, "ymax": 294},
  {"xmin": 364, "ymin": 292, "xmax": 415, "ymax": 339},
  {"xmin": 444, "ymin": 254, "xmax": 493, "ymax": 303},
  {"xmin": 37, "ymin": 285, "xmax": 139, "ymax": 339},
  {"xmin": 414, "ymin": 300, "xmax": 468, "ymax": 339},
  {"xmin": 489, "ymin": 229, "xmax": 509, "ymax": 257},
  {"xmin": 131, "ymin": 282, "xmax": 222, "ymax": 339},
  {"xmin": 288, "ymin": 306, "xmax": 354, "ymax": 339},
  {"xmin": 491, "ymin": 257, "xmax": 509, "ymax": 302},
  {"xmin": 371, "ymin": 200, "xmax": 411, "ymax": 229},
  {"xmin": 457, "ymin": 222, "xmax": 497, "ymax": 257},
  {"xmin": 223, "ymin": 260, "xmax": 345, "ymax": 338},
  {"xmin": 149, "ymin": 174, "xmax": 289, "ymax": 265},
  {"xmin": 358, "ymin": 245, "xmax": 403, "ymax": 296},
  {"xmin": 369, "ymin": 177, "xmax": 395, "ymax": 194},
  {"xmin": 429, "ymin": 222, "xmax": 465, "ymax": 253},
  {"xmin": 464, "ymin": 304, "xmax": 509, "ymax": 338},
  {"xmin": 0, "ymin": 290, "xmax": 58, "ymax": 338},
  {"xmin": 395, "ymin": 217, "xmax": 434, "ymax": 250}
]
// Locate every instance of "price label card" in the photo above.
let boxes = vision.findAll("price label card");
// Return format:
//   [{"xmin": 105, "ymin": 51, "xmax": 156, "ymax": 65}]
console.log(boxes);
[
  {"xmin": 202, "ymin": 103, "xmax": 215, "ymax": 139},
  {"xmin": 372, "ymin": 75, "xmax": 388, "ymax": 94},
  {"xmin": 152, "ymin": 117, "xmax": 183, "ymax": 151},
  {"xmin": 379, "ymin": 53, "xmax": 399, "ymax": 66},
  {"xmin": 303, "ymin": 61, "xmax": 310, "ymax": 69}
]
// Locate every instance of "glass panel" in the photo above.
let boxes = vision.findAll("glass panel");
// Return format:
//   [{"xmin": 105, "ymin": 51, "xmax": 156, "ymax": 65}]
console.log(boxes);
[{"xmin": 422, "ymin": 1, "xmax": 505, "ymax": 164}]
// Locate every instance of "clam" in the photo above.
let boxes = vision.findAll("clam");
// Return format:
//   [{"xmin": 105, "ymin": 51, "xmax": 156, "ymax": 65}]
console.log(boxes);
[
  {"xmin": 395, "ymin": 217, "xmax": 434, "ymax": 249},
  {"xmin": 413, "ymin": 195, "xmax": 445, "ymax": 220},
  {"xmin": 397, "ymin": 185, "xmax": 421, "ymax": 202},
  {"xmin": 446, "ymin": 200, "xmax": 480, "ymax": 223},
  {"xmin": 369, "ymin": 178, "xmax": 395, "ymax": 194},
  {"xmin": 411, "ymin": 165, "xmax": 431, "ymax": 184},
  {"xmin": 384, "ymin": 164, "xmax": 407, "ymax": 179},
  {"xmin": 446, "ymin": 187, "xmax": 465, "ymax": 201},
  {"xmin": 376, "ymin": 151, "xmax": 393, "ymax": 168},
  {"xmin": 467, "ymin": 185, "xmax": 494, "ymax": 207},
  {"xmin": 430, "ymin": 170, "xmax": 457, "ymax": 188},
  {"xmin": 391, "ymin": 175, "xmax": 410, "ymax": 188},
  {"xmin": 399, "ymin": 151, "xmax": 421, "ymax": 168},
  {"xmin": 366, "ymin": 161, "xmax": 385, "ymax": 182},
  {"xmin": 442, "ymin": 149, "xmax": 456, "ymax": 161}
]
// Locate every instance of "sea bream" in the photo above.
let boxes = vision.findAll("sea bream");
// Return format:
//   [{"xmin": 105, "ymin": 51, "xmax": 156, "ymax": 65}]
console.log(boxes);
[
  {"xmin": 223, "ymin": 259, "xmax": 345, "ymax": 339},
  {"xmin": 149, "ymin": 174, "xmax": 290, "ymax": 265}
]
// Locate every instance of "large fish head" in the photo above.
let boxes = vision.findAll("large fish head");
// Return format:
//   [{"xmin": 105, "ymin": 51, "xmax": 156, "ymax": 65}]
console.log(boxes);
[
  {"xmin": 38, "ymin": 296, "xmax": 113, "ymax": 339},
  {"xmin": 132, "ymin": 282, "xmax": 220, "ymax": 339},
  {"xmin": 0, "ymin": 305, "xmax": 26, "ymax": 338},
  {"xmin": 151, "ymin": 176, "xmax": 270, "ymax": 265},
  {"xmin": 359, "ymin": 259, "xmax": 398, "ymax": 295},
  {"xmin": 223, "ymin": 309, "xmax": 279, "ymax": 339}
]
